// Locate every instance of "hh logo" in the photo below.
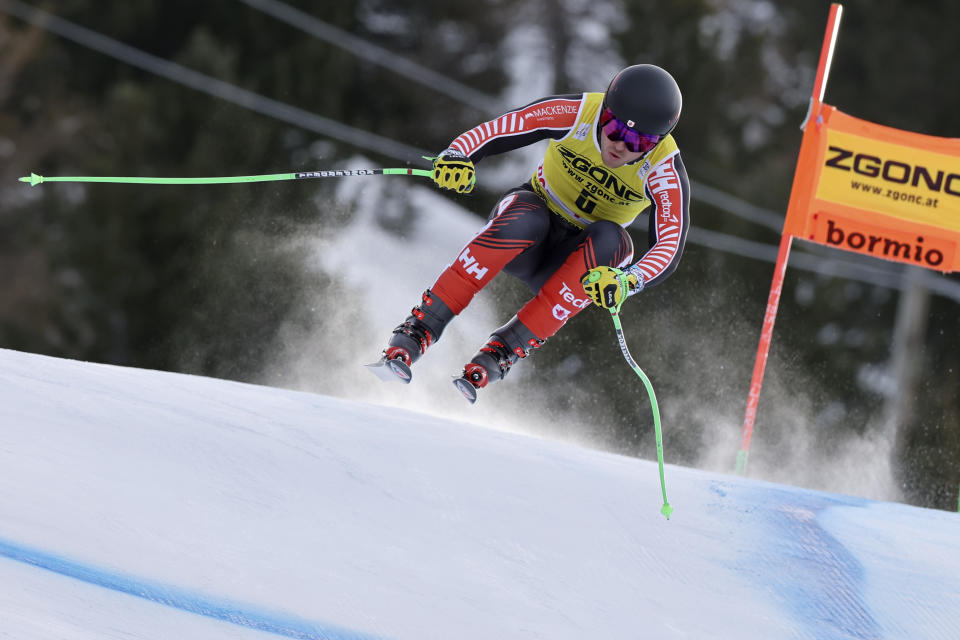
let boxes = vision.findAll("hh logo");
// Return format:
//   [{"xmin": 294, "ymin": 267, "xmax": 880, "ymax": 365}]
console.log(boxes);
[
  {"xmin": 458, "ymin": 247, "xmax": 488, "ymax": 280},
  {"xmin": 647, "ymin": 160, "xmax": 678, "ymax": 195},
  {"xmin": 648, "ymin": 159, "xmax": 679, "ymax": 223}
]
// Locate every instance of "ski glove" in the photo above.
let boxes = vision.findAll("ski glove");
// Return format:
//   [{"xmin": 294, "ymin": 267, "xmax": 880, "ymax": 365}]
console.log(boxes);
[
  {"xmin": 581, "ymin": 265, "xmax": 645, "ymax": 310},
  {"xmin": 432, "ymin": 149, "xmax": 476, "ymax": 193}
]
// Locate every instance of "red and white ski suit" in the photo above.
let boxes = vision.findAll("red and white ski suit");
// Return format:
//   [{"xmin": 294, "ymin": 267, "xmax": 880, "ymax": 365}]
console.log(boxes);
[{"xmin": 431, "ymin": 92, "xmax": 691, "ymax": 341}]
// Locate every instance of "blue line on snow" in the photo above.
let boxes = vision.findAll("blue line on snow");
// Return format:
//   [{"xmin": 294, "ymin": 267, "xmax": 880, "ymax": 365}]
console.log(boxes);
[
  {"xmin": 0, "ymin": 537, "xmax": 386, "ymax": 640},
  {"xmin": 712, "ymin": 484, "xmax": 883, "ymax": 640}
]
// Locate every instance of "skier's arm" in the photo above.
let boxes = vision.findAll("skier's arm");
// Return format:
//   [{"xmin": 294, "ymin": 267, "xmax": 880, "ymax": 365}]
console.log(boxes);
[
  {"xmin": 446, "ymin": 94, "xmax": 584, "ymax": 163},
  {"xmin": 580, "ymin": 154, "xmax": 690, "ymax": 310},
  {"xmin": 628, "ymin": 152, "xmax": 691, "ymax": 291}
]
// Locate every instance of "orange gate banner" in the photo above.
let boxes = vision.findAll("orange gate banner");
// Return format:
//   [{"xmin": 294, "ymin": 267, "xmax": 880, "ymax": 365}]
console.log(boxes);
[{"xmin": 783, "ymin": 104, "xmax": 960, "ymax": 272}]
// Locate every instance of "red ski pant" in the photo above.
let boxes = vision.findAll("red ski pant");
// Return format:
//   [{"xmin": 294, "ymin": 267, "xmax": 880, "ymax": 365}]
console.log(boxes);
[{"xmin": 431, "ymin": 186, "xmax": 634, "ymax": 340}]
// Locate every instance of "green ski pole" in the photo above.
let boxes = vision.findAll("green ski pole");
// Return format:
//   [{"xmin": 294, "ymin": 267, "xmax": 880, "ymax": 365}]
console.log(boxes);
[
  {"xmin": 586, "ymin": 268, "xmax": 672, "ymax": 519},
  {"xmin": 610, "ymin": 308, "xmax": 673, "ymax": 519},
  {"xmin": 18, "ymin": 167, "xmax": 432, "ymax": 187}
]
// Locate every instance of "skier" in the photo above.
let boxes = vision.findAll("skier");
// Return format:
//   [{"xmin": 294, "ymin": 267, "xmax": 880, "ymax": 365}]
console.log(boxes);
[{"xmin": 373, "ymin": 64, "xmax": 691, "ymax": 402}]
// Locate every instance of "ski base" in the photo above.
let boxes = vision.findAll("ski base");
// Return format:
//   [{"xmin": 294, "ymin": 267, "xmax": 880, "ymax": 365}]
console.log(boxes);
[
  {"xmin": 365, "ymin": 357, "xmax": 413, "ymax": 384},
  {"xmin": 452, "ymin": 377, "xmax": 479, "ymax": 404}
]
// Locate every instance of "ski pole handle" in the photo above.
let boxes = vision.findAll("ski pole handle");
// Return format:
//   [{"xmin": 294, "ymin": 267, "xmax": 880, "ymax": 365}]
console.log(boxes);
[
  {"xmin": 610, "ymin": 309, "xmax": 673, "ymax": 519},
  {"xmin": 18, "ymin": 167, "xmax": 432, "ymax": 187}
]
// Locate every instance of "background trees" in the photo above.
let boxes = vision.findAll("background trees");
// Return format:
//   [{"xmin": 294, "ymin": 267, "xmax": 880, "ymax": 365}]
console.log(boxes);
[{"xmin": 1, "ymin": 0, "xmax": 957, "ymax": 509}]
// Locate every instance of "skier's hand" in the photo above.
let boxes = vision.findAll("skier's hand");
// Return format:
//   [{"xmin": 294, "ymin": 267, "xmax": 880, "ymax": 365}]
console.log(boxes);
[
  {"xmin": 581, "ymin": 266, "xmax": 644, "ymax": 310},
  {"xmin": 432, "ymin": 149, "xmax": 475, "ymax": 193}
]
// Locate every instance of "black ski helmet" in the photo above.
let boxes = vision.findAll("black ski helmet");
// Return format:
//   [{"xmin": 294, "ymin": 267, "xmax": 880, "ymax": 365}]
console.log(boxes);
[{"xmin": 602, "ymin": 64, "xmax": 682, "ymax": 137}]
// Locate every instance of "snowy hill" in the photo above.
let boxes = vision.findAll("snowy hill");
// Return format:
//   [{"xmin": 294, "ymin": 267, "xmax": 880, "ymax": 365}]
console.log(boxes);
[{"xmin": 1, "ymin": 347, "xmax": 959, "ymax": 640}]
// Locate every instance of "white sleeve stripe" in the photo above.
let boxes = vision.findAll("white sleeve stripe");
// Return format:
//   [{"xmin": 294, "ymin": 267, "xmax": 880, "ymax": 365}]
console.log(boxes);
[
  {"xmin": 641, "ymin": 256, "xmax": 669, "ymax": 268},
  {"xmin": 648, "ymin": 238, "xmax": 680, "ymax": 248},
  {"xmin": 647, "ymin": 240, "xmax": 679, "ymax": 250},
  {"xmin": 654, "ymin": 235, "xmax": 680, "ymax": 244},
  {"xmin": 452, "ymin": 126, "xmax": 572, "ymax": 157},
  {"xmin": 644, "ymin": 249, "xmax": 677, "ymax": 260},
  {"xmin": 637, "ymin": 266, "xmax": 657, "ymax": 278},
  {"xmin": 645, "ymin": 252, "xmax": 678, "ymax": 263},
  {"xmin": 447, "ymin": 97, "xmax": 582, "ymax": 156}
]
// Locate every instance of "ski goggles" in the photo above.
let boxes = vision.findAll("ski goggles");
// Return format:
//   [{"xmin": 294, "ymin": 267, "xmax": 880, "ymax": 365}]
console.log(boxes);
[{"xmin": 599, "ymin": 108, "xmax": 661, "ymax": 153}]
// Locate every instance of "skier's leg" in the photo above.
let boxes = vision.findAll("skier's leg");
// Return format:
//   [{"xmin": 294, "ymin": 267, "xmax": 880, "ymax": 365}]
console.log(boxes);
[
  {"xmin": 430, "ymin": 189, "xmax": 551, "ymax": 314},
  {"xmin": 384, "ymin": 188, "xmax": 551, "ymax": 366},
  {"xmin": 516, "ymin": 220, "xmax": 633, "ymax": 340},
  {"xmin": 460, "ymin": 220, "xmax": 633, "ymax": 389}
]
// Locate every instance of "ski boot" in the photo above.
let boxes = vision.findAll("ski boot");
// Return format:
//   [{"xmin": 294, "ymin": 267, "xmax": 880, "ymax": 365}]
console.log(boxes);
[
  {"xmin": 367, "ymin": 290, "xmax": 455, "ymax": 383},
  {"xmin": 453, "ymin": 316, "xmax": 543, "ymax": 403}
]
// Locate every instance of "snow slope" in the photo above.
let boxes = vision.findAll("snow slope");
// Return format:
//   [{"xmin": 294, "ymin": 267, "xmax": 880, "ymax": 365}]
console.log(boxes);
[{"xmin": 1, "ymin": 347, "xmax": 958, "ymax": 639}]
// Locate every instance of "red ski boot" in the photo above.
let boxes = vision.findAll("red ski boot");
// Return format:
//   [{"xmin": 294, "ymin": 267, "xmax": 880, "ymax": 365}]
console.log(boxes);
[
  {"xmin": 453, "ymin": 316, "xmax": 543, "ymax": 403},
  {"xmin": 367, "ymin": 290, "xmax": 455, "ymax": 383}
]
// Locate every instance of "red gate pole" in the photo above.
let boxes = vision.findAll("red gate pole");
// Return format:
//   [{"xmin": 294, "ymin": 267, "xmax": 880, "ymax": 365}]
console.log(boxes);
[
  {"xmin": 736, "ymin": 234, "xmax": 793, "ymax": 474},
  {"xmin": 735, "ymin": 4, "xmax": 843, "ymax": 474}
]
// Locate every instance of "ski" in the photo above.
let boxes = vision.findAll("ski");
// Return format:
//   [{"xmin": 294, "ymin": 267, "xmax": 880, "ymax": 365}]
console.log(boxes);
[
  {"xmin": 365, "ymin": 357, "xmax": 413, "ymax": 384},
  {"xmin": 367, "ymin": 355, "xmax": 481, "ymax": 404},
  {"xmin": 452, "ymin": 377, "xmax": 479, "ymax": 404}
]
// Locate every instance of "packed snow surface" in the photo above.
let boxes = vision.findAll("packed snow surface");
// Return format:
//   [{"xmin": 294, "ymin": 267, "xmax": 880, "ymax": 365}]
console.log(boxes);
[{"xmin": 1, "ymin": 348, "xmax": 958, "ymax": 639}]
